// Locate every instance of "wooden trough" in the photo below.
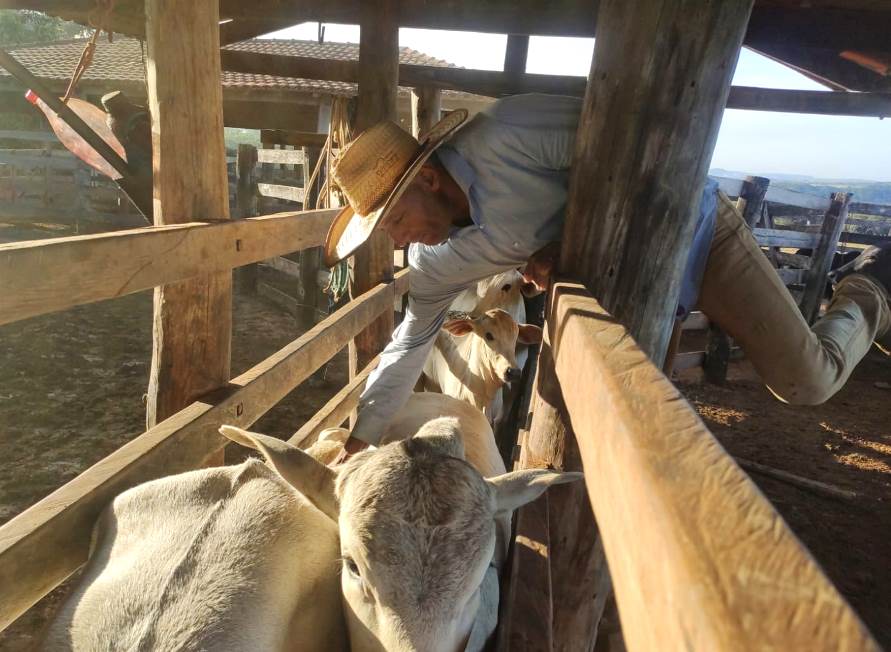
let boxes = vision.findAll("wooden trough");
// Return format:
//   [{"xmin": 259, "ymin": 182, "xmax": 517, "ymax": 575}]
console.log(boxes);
[{"xmin": 1, "ymin": 0, "xmax": 888, "ymax": 649}]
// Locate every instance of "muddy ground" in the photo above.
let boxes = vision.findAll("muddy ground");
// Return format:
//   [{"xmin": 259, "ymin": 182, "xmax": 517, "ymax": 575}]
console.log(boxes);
[{"xmin": 676, "ymin": 349, "xmax": 891, "ymax": 647}]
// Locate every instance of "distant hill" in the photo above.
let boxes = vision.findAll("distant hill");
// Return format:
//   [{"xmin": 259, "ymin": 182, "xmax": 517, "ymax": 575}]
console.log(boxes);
[{"xmin": 709, "ymin": 169, "xmax": 891, "ymax": 206}]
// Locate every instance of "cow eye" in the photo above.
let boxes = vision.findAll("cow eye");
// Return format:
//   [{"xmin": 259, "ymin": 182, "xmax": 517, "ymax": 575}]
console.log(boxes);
[
  {"xmin": 501, "ymin": 284, "xmax": 511, "ymax": 292},
  {"xmin": 344, "ymin": 557, "xmax": 361, "ymax": 578},
  {"xmin": 485, "ymin": 332, "xmax": 494, "ymax": 341}
]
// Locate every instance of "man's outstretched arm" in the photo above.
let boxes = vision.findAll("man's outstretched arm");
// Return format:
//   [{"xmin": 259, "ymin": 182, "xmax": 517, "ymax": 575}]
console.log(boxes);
[{"xmin": 349, "ymin": 228, "xmax": 528, "ymax": 446}]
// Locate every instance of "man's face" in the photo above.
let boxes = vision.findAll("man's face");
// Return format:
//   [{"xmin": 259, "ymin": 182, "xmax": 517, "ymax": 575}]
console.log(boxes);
[{"xmin": 379, "ymin": 165, "xmax": 460, "ymax": 248}]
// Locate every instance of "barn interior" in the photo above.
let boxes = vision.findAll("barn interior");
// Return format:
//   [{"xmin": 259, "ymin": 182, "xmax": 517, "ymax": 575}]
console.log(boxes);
[{"xmin": 1, "ymin": 1, "xmax": 890, "ymax": 650}]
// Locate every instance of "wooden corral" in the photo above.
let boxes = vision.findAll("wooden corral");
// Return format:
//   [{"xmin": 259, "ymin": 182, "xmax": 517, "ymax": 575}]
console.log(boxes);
[{"xmin": 1, "ymin": 0, "xmax": 890, "ymax": 649}]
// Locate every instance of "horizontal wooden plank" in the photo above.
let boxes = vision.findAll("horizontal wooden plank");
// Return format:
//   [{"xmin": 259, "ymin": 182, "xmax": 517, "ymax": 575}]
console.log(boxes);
[
  {"xmin": 727, "ymin": 86, "xmax": 891, "ymax": 117},
  {"xmin": 0, "ymin": 152, "xmax": 80, "ymax": 171},
  {"xmin": 547, "ymin": 282, "xmax": 878, "ymax": 650},
  {"xmin": 256, "ymin": 148, "xmax": 306, "ymax": 165},
  {"xmin": 257, "ymin": 182, "xmax": 305, "ymax": 203},
  {"xmin": 0, "ymin": 208, "xmax": 338, "ymax": 327},
  {"xmin": 848, "ymin": 201, "xmax": 891, "ymax": 218},
  {"xmin": 754, "ymin": 227, "xmax": 821, "ymax": 249},
  {"xmin": 776, "ymin": 267, "xmax": 807, "ymax": 285},
  {"xmin": 0, "ymin": 268, "xmax": 409, "ymax": 632},
  {"xmin": 839, "ymin": 231, "xmax": 891, "ymax": 246},
  {"xmin": 765, "ymin": 186, "xmax": 833, "ymax": 211},
  {"xmin": 289, "ymin": 355, "xmax": 379, "ymax": 448},
  {"xmin": 712, "ymin": 175, "xmax": 745, "ymax": 198},
  {"xmin": 0, "ymin": 130, "xmax": 58, "ymax": 143},
  {"xmin": 261, "ymin": 255, "xmax": 302, "ymax": 279}
]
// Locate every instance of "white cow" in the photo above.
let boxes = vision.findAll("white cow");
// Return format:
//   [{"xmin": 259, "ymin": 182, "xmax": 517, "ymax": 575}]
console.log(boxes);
[
  {"xmin": 43, "ymin": 441, "xmax": 347, "ymax": 652},
  {"xmin": 225, "ymin": 415, "xmax": 581, "ymax": 652},
  {"xmin": 421, "ymin": 308, "xmax": 542, "ymax": 421},
  {"xmin": 448, "ymin": 271, "xmax": 543, "ymax": 426}
]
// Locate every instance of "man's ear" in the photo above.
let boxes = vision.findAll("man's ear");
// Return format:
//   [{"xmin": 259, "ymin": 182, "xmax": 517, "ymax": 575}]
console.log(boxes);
[
  {"xmin": 443, "ymin": 318, "xmax": 475, "ymax": 336},
  {"xmin": 414, "ymin": 163, "xmax": 440, "ymax": 192},
  {"xmin": 518, "ymin": 324, "xmax": 543, "ymax": 345}
]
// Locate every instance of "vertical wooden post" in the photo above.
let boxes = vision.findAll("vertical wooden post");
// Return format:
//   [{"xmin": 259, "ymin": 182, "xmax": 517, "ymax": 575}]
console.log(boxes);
[
  {"xmin": 410, "ymin": 86, "xmax": 442, "ymax": 139},
  {"xmin": 508, "ymin": 1, "xmax": 754, "ymax": 649},
  {"xmin": 144, "ymin": 0, "xmax": 232, "ymax": 433},
  {"xmin": 235, "ymin": 143, "xmax": 258, "ymax": 292},
  {"xmin": 300, "ymin": 145, "xmax": 325, "ymax": 323},
  {"xmin": 504, "ymin": 34, "xmax": 530, "ymax": 76},
  {"xmin": 349, "ymin": 0, "xmax": 398, "ymax": 375},
  {"xmin": 737, "ymin": 174, "xmax": 770, "ymax": 228},
  {"xmin": 799, "ymin": 191, "xmax": 852, "ymax": 324}
]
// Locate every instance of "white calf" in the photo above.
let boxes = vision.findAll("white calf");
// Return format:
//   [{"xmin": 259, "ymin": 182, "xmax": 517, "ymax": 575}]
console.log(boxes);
[
  {"xmin": 225, "ymin": 418, "xmax": 581, "ymax": 652},
  {"xmin": 421, "ymin": 309, "xmax": 541, "ymax": 420},
  {"xmin": 43, "ymin": 444, "xmax": 347, "ymax": 652}
]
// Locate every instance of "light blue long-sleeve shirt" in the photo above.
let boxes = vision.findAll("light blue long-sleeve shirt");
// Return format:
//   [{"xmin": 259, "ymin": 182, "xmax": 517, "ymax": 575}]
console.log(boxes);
[{"xmin": 351, "ymin": 93, "xmax": 717, "ymax": 444}]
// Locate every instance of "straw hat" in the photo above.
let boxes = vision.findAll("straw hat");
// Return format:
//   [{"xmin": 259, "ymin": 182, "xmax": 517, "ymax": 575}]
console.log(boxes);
[{"xmin": 323, "ymin": 109, "xmax": 469, "ymax": 266}]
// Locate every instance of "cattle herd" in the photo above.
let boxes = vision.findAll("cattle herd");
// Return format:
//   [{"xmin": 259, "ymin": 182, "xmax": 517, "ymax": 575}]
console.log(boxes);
[{"xmin": 40, "ymin": 272, "xmax": 580, "ymax": 651}]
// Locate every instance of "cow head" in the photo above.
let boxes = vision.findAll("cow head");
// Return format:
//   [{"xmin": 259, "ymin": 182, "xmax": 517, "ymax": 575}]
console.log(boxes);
[
  {"xmin": 443, "ymin": 309, "xmax": 542, "ymax": 385},
  {"xmin": 469, "ymin": 270, "xmax": 543, "ymax": 318},
  {"xmin": 220, "ymin": 420, "xmax": 581, "ymax": 652}
]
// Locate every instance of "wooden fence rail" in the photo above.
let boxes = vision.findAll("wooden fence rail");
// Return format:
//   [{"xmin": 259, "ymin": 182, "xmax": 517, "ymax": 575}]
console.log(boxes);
[
  {"xmin": 545, "ymin": 281, "xmax": 878, "ymax": 651},
  {"xmin": 0, "ymin": 207, "xmax": 338, "ymax": 327},
  {"xmin": 0, "ymin": 268, "xmax": 409, "ymax": 632}
]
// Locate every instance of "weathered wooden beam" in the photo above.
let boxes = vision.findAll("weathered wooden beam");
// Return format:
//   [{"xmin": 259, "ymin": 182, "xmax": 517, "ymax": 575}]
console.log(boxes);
[
  {"xmin": 410, "ymin": 86, "xmax": 442, "ymax": 139},
  {"xmin": 144, "ymin": 0, "xmax": 232, "ymax": 427},
  {"xmin": 219, "ymin": 17, "xmax": 305, "ymax": 45},
  {"xmin": 257, "ymin": 182, "xmax": 306, "ymax": 203},
  {"xmin": 256, "ymin": 148, "xmax": 307, "ymax": 165},
  {"xmin": 223, "ymin": 99, "xmax": 324, "ymax": 131},
  {"xmin": 349, "ymin": 0, "xmax": 398, "ymax": 377},
  {"xmin": 562, "ymin": 0, "xmax": 753, "ymax": 363},
  {"xmin": 0, "ymin": 208, "xmax": 338, "ymax": 327},
  {"xmin": 728, "ymin": 85, "xmax": 891, "ymax": 117},
  {"xmin": 289, "ymin": 355, "xmax": 380, "ymax": 448},
  {"xmin": 746, "ymin": 7, "xmax": 891, "ymax": 53},
  {"xmin": 799, "ymin": 192, "xmax": 852, "ymax": 323},
  {"xmin": 0, "ymin": 268, "xmax": 409, "ymax": 634},
  {"xmin": 753, "ymin": 227, "xmax": 821, "ymax": 249},
  {"xmin": 546, "ymin": 282, "xmax": 878, "ymax": 651}
]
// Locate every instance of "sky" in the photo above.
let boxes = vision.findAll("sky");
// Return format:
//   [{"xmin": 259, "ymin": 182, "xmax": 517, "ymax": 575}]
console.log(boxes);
[{"xmin": 267, "ymin": 23, "xmax": 891, "ymax": 182}]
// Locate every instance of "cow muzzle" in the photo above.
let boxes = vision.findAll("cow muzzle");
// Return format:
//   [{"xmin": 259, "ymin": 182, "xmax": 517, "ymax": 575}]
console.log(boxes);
[{"xmin": 503, "ymin": 367, "xmax": 522, "ymax": 383}]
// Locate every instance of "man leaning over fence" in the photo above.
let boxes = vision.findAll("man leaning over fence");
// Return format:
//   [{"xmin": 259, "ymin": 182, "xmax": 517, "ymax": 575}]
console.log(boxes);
[{"xmin": 320, "ymin": 94, "xmax": 890, "ymax": 453}]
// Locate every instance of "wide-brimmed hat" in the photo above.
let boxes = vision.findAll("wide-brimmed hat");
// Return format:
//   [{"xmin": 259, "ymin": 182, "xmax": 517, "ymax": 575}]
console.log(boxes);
[{"xmin": 323, "ymin": 109, "xmax": 468, "ymax": 266}]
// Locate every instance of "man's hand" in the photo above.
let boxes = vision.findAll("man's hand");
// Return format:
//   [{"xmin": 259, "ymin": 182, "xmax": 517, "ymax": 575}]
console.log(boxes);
[
  {"xmin": 332, "ymin": 436, "xmax": 370, "ymax": 466},
  {"xmin": 520, "ymin": 242, "xmax": 560, "ymax": 292}
]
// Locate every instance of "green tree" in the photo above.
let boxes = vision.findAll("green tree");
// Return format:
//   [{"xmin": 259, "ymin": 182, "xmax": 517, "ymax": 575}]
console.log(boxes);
[{"xmin": 0, "ymin": 10, "xmax": 87, "ymax": 46}]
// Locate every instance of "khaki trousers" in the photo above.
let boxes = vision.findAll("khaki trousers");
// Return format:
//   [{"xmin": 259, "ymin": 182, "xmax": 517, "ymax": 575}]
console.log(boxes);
[{"xmin": 697, "ymin": 193, "xmax": 890, "ymax": 405}]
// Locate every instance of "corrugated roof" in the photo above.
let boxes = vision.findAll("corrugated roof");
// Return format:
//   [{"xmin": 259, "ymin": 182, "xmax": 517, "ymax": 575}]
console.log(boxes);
[{"xmin": 0, "ymin": 36, "xmax": 468, "ymax": 98}]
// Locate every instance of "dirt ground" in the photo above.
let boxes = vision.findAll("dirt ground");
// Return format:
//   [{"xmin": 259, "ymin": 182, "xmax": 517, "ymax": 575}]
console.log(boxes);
[
  {"xmin": 675, "ymin": 348, "xmax": 891, "ymax": 648},
  {"xmin": 0, "ymin": 231, "xmax": 346, "ymax": 648}
]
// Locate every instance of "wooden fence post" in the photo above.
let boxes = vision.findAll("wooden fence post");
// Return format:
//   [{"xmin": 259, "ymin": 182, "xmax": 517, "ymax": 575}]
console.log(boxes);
[
  {"xmin": 349, "ymin": 0, "xmax": 398, "ymax": 377},
  {"xmin": 410, "ymin": 86, "xmax": 442, "ymax": 139},
  {"xmin": 799, "ymin": 191, "xmax": 852, "ymax": 323},
  {"xmin": 235, "ymin": 143, "xmax": 258, "ymax": 292},
  {"xmin": 300, "ymin": 145, "xmax": 325, "ymax": 323},
  {"xmin": 144, "ymin": 0, "xmax": 232, "ymax": 434},
  {"xmin": 504, "ymin": 34, "xmax": 530, "ymax": 76},
  {"xmin": 507, "ymin": 1, "xmax": 755, "ymax": 649}
]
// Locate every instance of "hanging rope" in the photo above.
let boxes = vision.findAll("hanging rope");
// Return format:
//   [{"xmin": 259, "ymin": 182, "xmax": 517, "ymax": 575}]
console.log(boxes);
[
  {"xmin": 63, "ymin": 0, "xmax": 118, "ymax": 103},
  {"xmin": 320, "ymin": 96, "xmax": 354, "ymax": 303}
]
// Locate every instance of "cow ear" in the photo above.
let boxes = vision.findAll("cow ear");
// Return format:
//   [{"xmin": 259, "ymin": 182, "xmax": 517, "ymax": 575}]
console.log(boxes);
[
  {"xmin": 517, "ymin": 324, "xmax": 543, "ymax": 345},
  {"xmin": 486, "ymin": 469, "xmax": 584, "ymax": 515},
  {"xmin": 443, "ymin": 318, "xmax": 474, "ymax": 336},
  {"xmin": 220, "ymin": 425, "xmax": 339, "ymax": 520}
]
